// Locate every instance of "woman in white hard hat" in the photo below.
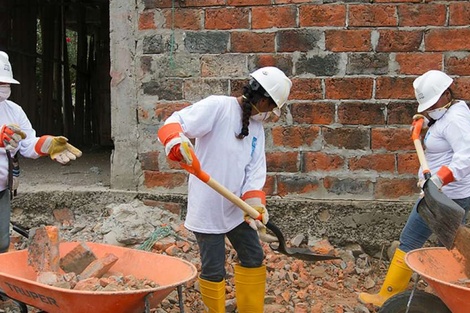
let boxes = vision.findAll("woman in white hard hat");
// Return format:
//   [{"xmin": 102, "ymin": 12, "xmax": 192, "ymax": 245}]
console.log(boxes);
[
  {"xmin": 0, "ymin": 51, "xmax": 82, "ymax": 253},
  {"xmin": 158, "ymin": 67, "xmax": 292, "ymax": 312},
  {"xmin": 359, "ymin": 70, "xmax": 470, "ymax": 307}
]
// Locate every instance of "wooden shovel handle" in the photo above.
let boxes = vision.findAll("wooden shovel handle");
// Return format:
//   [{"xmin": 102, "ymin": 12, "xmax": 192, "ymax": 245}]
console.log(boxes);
[
  {"xmin": 205, "ymin": 176, "xmax": 263, "ymax": 220},
  {"xmin": 411, "ymin": 118, "xmax": 431, "ymax": 178}
]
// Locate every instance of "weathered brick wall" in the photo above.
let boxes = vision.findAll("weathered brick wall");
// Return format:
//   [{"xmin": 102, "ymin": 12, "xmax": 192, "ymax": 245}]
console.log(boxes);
[{"xmin": 123, "ymin": 0, "xmax": 470, "ymax": 200}]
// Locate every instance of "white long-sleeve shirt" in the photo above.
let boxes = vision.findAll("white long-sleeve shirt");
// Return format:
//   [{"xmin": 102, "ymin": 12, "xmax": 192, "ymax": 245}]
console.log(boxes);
[
  {"xmin": 0, "ymin": 99, "xmax": 42, "ymax": 192},
  {"xmin": 420, "ymin": 100, "xmax": 470, "ymax": 199},
  {"xmin": 165, "ymin": 95, "xmax": 267, "ymax": 233}
]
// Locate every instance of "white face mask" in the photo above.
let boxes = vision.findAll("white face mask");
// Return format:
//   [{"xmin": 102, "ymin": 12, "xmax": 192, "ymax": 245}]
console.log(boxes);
[
  {"xmin": 427, "ymin": 101, "xmax": 452, "ymax": 121},
  {"xmin": 251, "ymin": 112, "xmax": 271, "ymax": 122},
  {"xmin": 0, "ymin": 85, "xmax": 11, "ymax": 102}
]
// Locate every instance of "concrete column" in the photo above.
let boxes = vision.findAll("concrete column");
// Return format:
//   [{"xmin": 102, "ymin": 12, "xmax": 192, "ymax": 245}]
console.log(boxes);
[{"xmin": 109, "ymin": 0, "xmax": 139, "ymax": 190}]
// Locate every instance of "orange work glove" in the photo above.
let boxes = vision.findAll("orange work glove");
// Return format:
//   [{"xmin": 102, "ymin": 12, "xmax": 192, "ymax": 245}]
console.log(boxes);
[
  {"xmin": 35, "ymin": 136, "xmax": 82, "ymax": 164},
  {"xmin": 0, "ymin": 124, "xmax": 26, "ymax": 150},
  {"xmin": 157, "ymin": 123, "xmax": 194, "ymax": 164}
]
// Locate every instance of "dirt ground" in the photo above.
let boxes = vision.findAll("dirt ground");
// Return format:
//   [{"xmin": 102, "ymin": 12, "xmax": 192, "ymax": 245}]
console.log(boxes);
[{"xmin": 18, "ymin": 146, "xmax": 112, "ymax": 192}]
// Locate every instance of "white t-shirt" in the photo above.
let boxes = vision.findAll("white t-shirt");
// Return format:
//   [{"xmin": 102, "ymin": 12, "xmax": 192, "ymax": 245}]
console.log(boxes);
[
  {"xmin": 421, "ymin": 100, "xmax": 470, "ymax": 199},
  {"xmin": 0, "ymin": 99, "xmax": 42, "ymax": 192},
  {"xmin": 165, "ymin": 95, "xmax": 267, "ymax": 233}
]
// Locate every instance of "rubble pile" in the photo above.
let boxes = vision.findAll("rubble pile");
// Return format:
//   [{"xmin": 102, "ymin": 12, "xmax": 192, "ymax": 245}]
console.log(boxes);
[{"xmin": 10, "ymin": 200, "xmax": 408, "ymax": 313}]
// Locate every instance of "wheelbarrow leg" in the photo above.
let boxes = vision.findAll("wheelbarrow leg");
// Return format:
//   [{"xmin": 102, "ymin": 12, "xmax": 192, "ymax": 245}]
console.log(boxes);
[{"xmin": 177, "ymin": 285, "xmax": 185, "ymax": 313}]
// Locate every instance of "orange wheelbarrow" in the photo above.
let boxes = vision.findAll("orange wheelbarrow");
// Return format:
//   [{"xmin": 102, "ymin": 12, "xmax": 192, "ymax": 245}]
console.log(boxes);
[
  {"xmin": 0, "ymin": 242, "xmax": 197, "ymax": 313},
  {"xmin": 379, "ymin": 247, "xmax": 470, "ymax": 313}
]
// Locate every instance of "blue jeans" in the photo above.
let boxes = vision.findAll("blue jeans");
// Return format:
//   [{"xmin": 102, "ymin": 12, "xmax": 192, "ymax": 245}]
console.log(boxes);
[
  {"xmin": 399, "ymin": 196, "xmax": 470, "ymax": 253},
  {"xmin": 0, "ymin": 189, "xmax": 10, "ymax": 253},
  {"xmin": 194, "ymin": 221, "xmax": 264, "ymax": 282}
]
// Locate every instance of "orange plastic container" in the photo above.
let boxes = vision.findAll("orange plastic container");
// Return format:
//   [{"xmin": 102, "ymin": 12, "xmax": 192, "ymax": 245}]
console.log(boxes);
[
  {"xmin": 406, "ymin": 247, "xmax": 470, "ymax": 313},
  {"xmin": 0, "ymin": 242, "xmax": 197, "ymax": 313}
]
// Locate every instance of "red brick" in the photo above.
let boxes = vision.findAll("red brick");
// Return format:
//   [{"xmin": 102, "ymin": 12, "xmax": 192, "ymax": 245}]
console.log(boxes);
[
  {"xmin": 249, "ymin": 55, "xmax": 294, "ymax": 75},
  {"xmin": 450, "ymin": 2, "xmax": 470, "ymax": 26},
  {"xmin": 377, "ymin": 30, "xmax": 423, "ymax": 52},
  {"xmin": 28, "ymin": 226, "xmax": 60, "ymax": 273},
  {"xmin": 79, "ymin": 253, "xmax": 119, "ymax": 279},
  {"xmin": 375, "ymin": 178, "xmax": 419, "ymax": 199},
  {"xmin": 263, "ymin": 175, "xmax": 275, "ymax": 196},
  {"xmin": 325, "ymin": 30, "xmax": 372, "ymax": 52},
  {"xmin": 266, "ymin": 151, "xmax": 299, "ymax": 172},
  {"xmin": 181, "ymin": 0, "xmax": 225, "ymax": 6},
  {"xmin": 349, "ymin": 5, "xmax": 397, "ymax": 27},
  {"xmin": 376, "ymin": 77, "xmax": 415, "ymax": 100},
  {"xmin": 140, "ymin": 151, "xmax": 159, "ymax": 171},
  {"xmin": 154, "ymin": 102, "xmax": 190, "ymax": 122},
  {"xmin": 387, "ymin": 102, "xmax": 416, "ymax": 125},
  {"xmin": 139, "ymin": 11, "xmax": 156, "ymax": 30},
  {"xmin": 163, "ymin": 8, "xmax": 202, "ymax": 30},
  {"xmin": 271, "ymin": 125, "xmax": 320, "ymax": 148},
  {"xmin": 398, "ymin": 4, "xmax": 446, "ymax": 26},
  {"xmin": 252, "ymin": 6, "xmax": 297, "ymax": 29},
  {"xmin": 289, "ymin": 78, "xmax": 322, "ymax": 100},
  {"xmin": 395, "ymin": 53, "xmax": 443, "ymax": 75},
  {"xmin": 397, "ymin": 152, "xmax": 419, "ymax": 175},
  {"xmin": 60, "ymin": 242, "xmax": 97, "ymax": 274},
  {"xmin": 143, "ymin": 171, "xmax": 187, "ymax": 189},
  {"xmin": 303, "ymin": 152, "xmax": 344, "ymax": 172},
  {"xmin": 231, "ymin": 32, "xmax": 275, "ymax": 53},
  {"xmin": 290, "ymin": 103, "xmax": 335, "ymax": 125},
  {"xmin": 337, "ymin": 102, "xmax": 385, "ymax": 125},
  {"xmin": 205, "ymin": 7, "xmax": 249, "ymax": 30},
  {"xmin": 299, "ymin": 4, "xmax": 346, "ymax": 27},
  {"xmin": 426, "ymin": 29, "xmax": 470, "ymax": 52},
  {"xmin": 276, "ymin": 0, "xmax": 312, "ymax": 3},
  {"xmin": 446, "ymin": 54, "xmax": 470, "ymax": 76},
  {"xmin": 349, "ymin": 154, "xmax": 395, "ymax": 172},
  {"xmin": 323, "ymin": 127, "xmax": 370, "ymax": 150},
  {"xmin": 277, "ymin": 175, "xmax": 320, "ymax": 196},
  {"xmin": 374, "ymin": 0, "xmax": 419, "ymax": 2},
  {"xmin": 453, "ymin": 77, "xmax": 470, "ymax": 100},
  {"xmin": 325, "ymin": 78, "xmax": 373, "ymax": 100},
  {"xmin": 228, "ymin": 0, "xmax": 270, "ymax": 6},
  {"xmin": 371, "ymin": 128, "xmax": 414, "ymax": 151}
]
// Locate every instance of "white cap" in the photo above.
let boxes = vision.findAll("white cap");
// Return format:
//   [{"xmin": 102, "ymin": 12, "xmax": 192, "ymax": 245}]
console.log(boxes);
[
  {"xmin": 0, "ymin": 51, "xmax": 19, "ymax": 84},
  {"xmin": 414, "ymin": 70, "xmax": 452, "ymax": 113},
  {"xmin": 250, "ymin": 67, "xmax": 292, "ymax": 116}
]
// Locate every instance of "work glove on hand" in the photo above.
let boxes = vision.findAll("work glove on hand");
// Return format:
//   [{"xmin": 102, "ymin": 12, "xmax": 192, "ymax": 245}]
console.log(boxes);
[
  {"xmin": 427, "ymin": 166, "xmax": 454, "ymax": 190},
  {"xmin": 0, "ymin": 124, "xmax": 26, "ymax": 150},
  {"xmin": 157, "ymin": 123, "xmax": 194, "ymax": 164},
  {"xmin": 241, "ymin": 191, "xmax": 277, "ymax": 242},
  {"xmin": 35, "ymin": 136, "xmax": 82, "ymax": 164},
  {"xmin": 410, "ymin": 114, "xmax": 429, "ymax": 136}
]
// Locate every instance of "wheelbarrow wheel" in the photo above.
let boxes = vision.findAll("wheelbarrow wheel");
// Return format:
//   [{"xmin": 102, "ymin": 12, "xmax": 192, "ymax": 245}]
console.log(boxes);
[
  {"xmin": 0, "ymin": 291, "xmax": 28, "ymax": 313},
  {"xmin": 378, "ymin": 290, "xmax": 451, "ymax": 313}
]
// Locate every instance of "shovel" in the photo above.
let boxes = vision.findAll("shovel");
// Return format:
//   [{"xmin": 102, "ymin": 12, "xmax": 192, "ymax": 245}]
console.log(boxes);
[
  {"xmin": 411, "ymin": 118, "xmax": 465, "ymax": 249},
  {"xmin": 178, "ymin": 150, "xmax": 340, "ymax": 262}
]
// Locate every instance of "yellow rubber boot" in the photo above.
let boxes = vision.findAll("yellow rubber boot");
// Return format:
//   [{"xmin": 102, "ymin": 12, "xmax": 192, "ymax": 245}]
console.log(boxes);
[
  {"xmin": 234, "ymin": 265, "xmax": 266, "ymax": 313},
  {"xmin": 358, "ymin": 248, "xmax": 413, "ymax": 307},
  {"xmin": 198, "ymin": 277, "xmax": 226, "ymax": 313}
]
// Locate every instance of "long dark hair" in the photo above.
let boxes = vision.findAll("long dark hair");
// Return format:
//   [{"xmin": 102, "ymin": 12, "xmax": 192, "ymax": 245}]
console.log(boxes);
[{"xmin": 236, "ymin": 79, "xmax": 270, "ymax": 139}]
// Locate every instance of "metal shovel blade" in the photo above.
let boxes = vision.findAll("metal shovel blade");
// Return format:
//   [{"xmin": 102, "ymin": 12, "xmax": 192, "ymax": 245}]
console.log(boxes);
[
  {"xmin": 418, "ymin": 179, "xmax": 465, "ymax": 250},
  {"xmin": 266, "ymin": 222, "xmax": 341, "ymax": 262}
]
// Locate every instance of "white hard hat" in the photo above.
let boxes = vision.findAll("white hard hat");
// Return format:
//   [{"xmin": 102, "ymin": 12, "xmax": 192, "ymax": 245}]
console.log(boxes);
[
  {"xmin": 250, "ymin": 67, "xmax": 292, "ymax": 116},
  {"xmin": 414, "ymin": 70, "xmax": 452, "ymax": 113},
  {"xmin": 0, "ymin": 51, "xmax": 19, "ymax": 84}
]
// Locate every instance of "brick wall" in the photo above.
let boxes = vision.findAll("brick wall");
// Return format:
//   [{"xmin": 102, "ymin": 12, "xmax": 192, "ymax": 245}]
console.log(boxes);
[{"xmin": 132, "ymin": 0, "xmax": 470, "ymax": 200}]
